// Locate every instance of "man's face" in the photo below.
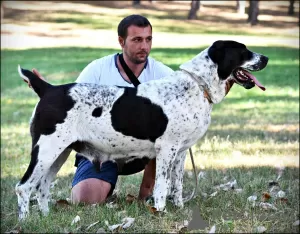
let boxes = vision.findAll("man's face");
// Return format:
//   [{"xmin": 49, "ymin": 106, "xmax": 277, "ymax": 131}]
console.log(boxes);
[{"xmin": 120, "ymin": 25, "xmax": 152, "ymax": 64}]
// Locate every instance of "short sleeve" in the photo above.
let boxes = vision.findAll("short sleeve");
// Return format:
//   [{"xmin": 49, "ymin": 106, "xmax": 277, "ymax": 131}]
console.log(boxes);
[
  {"xmin": 75, "ymin": 59, "xmax": 102, "ymax": 84},
  {"xmin": 154, "ymin": 61, "xmax": 174, "ymax": 79}
]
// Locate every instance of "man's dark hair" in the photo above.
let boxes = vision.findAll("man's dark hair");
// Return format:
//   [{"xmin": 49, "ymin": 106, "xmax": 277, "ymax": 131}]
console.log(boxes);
[{"xmin": 118, "ymin": 14, "xmax": 152, "ymax": 39}]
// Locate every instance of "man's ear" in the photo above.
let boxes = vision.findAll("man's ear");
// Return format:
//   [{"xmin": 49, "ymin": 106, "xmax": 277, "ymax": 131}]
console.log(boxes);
[{"xmin": 118, "ymin": 36, "xmax": 125, "ymax": 48}]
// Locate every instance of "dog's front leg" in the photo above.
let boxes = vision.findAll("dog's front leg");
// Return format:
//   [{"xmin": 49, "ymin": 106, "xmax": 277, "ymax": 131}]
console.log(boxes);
[{"xmin": 153, "ymin": 143, "xmax": 177, "ymax": 211}]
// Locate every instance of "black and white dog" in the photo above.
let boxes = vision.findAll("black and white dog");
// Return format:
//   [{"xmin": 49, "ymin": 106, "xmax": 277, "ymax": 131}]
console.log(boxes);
[{"xmin": 16, "ymin": 40, "xmax": 268, "ymax": 220}]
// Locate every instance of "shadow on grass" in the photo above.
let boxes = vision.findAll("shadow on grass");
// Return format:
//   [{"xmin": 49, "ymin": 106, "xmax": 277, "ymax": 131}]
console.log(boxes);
[{"xmin": 1, "ymin": 165, "xmax": 299, "ymax": 233}]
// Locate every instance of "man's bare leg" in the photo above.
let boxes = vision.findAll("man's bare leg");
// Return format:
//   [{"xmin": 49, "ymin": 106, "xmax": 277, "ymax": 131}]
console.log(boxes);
[{"xmin": 71, "ymin": 178, "xmax": 111, "ymax": 204}]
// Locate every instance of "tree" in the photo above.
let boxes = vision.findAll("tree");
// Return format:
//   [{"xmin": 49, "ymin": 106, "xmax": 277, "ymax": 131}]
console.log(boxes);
[
  {"xmin": 132, "ymin": 0, "xmax": 140, "ymax": 6},
  {"xmin": 288, "ymin": 0, "xmax": 295, "ymax": 15},
  {"xmin": 236, "ymin": 0, "xmax": 246, "ymax": 14},
  {"xmin": 188, "ymin": 0, "xmax": 200, "ymax": 20},
  {"xmin": 247, "ymin": 0, "xmax": 259, "ymax": 26}
]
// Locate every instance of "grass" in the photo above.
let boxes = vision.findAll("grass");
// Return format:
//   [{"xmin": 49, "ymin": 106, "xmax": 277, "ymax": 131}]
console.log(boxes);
[{"xmin": 1, "ymin": 45, "xmax": 299, "ymax": 233}]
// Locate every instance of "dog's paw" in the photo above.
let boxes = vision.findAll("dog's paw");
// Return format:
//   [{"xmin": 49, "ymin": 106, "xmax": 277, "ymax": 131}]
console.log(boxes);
[{"xmin": 145, "ymin": 195, "xmax": 154, "ymax": 205}]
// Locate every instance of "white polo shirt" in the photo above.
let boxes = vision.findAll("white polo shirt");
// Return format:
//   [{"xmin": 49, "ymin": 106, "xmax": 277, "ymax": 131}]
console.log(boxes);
[{"xmin": 76, "ymin": 53, "xmax": 174, "ymax": 86}]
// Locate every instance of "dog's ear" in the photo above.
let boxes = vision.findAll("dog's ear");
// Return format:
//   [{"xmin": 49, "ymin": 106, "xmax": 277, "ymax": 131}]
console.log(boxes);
[{"xmin": 208, "ymin": 41, "xmax": 225, "ymax": 65}]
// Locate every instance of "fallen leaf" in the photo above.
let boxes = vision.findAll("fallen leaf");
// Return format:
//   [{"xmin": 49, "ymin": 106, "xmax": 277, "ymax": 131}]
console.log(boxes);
[
  {"xmin": 262, "ymin": 192, "xmax": 271, "ymax": 202},
  {"xmin": 71, "ymin": 215, "xmax": 80, "ymax": 225},
  {"xmin": 247, "ymin": 195, "xmax": 257, "ymax": 202},
  {"xmin": 275, "ymin": 197, "xmax": 288, "ymax": 204},
  {"xmin": 209, "ymin": 191, "xmax": 218, "ymax": 197},
  {"xmin": 247, "ymin": 195, "xmax": 257, "ymax": 207},
  {"xmin": 258, "ymin": 202, "xmax": 277, "ymax": 211},
  {"xmin": 86, "ymin": 221, "xmax": 99, "ymax": 230},
  {"xmin": 276, "ymin": 190, "xmax": 286, "ymax": 198},
  {"xmin": 55, "ymin": 199, "xmax": 70, "ymax": 207},
  {"xmin": 126, "ymin": 194, "xmax": 136, "ymax": 203},
  {"xmin": 256, "ymin": 226, "xmax": 267, "ymax": 233},
  {"xmin": 146, "ymin": 204, "xmax": 157, "ymax": 214},
  {"xmin": 292, "ymin": 220, "xmax": 300, "ymax": 226},
  {"xmin": 106, "ymin": 201, "xmax": 118, "ymax": 209},
  {"xmin": 208, "ymin": 225, "xmax": 216, "ymax": 233},
  {"xmin": 122, "ymin": 217, "xmax": 135, "ymax": 229},
  {"xmin": 5, "ymin": 227, "xmax": 22, "ymax": 234},
  {"xmin": 96, "ymin": 228, "xmax": 106, "ymax": 233},
  {"xmin": 234, "ymin": 188, "xmax": 243, "ymax": 193},
  {"xmin": 107, "ymin": 223, "xmax": 122, "ymax": 231}
]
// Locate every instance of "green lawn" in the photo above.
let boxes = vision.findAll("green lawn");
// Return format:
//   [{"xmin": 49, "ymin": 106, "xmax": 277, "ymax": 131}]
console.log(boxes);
[{"xmin": 1, "ymin": 45, "xmax": 299, "ymax": 233}]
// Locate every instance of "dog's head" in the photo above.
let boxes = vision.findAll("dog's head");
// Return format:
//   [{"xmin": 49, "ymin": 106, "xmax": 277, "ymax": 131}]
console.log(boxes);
[
  {"xmin": 179, "ymin": 40, "xmax": 268, "ymax": 103},
  {"xmin": 208, "ymin": 40, "xmax": 268, "ymax": 90}
]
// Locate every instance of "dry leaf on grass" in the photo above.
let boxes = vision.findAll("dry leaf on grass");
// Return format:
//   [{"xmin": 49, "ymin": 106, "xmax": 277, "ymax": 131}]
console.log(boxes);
[
  {"xmin": 96, "ymin": 227, "xmax": 106, "ymax": 233},
  {"xmin": 208, "ymin": 225, "xmax": 216, "ymax": 233},
  {"xmin": 293, "ymin": 220, "xmax": 300, "ymax": 226},
  {"xmin": 106, "ymin": 201, "xmax": 118, "ymax": 209},
  {"xmin": 5, "ymin": 227, "xmax": 22, "ymax": 234},
  {"xmin": 276, "ymin": 190, "xmax": 286, "ymax": 198},
  {"xmin": 86, "ymin": 221, "xmax": 99, "ymax": 230},
  {"xmin": 71, "ymin": 215, "xmax": 80, "ymax": 225},
  {"xmin": 209, "ymin": 191, "xmax": 218, "ymax": 197},
  {"xmin": 262, "ymin": 192, "xmax": 271, "ymax": 202},
  {"xmin": 105, "ymin": 217, "xmax": 135, "ymax": 231},
  {"xmin": 256, "ymin": 226, "xmax": 267, "ymax": 233},
  {"xmin": 55, "ymin": 199, "xmax": 70, "ymax": 207},
  {"xmin": 126, "ymin": 194, "xmax": 136, "ymax": 203},
  {"xmin": 258, "ymin": 202, "xmax": 277, "ymax": 211}
]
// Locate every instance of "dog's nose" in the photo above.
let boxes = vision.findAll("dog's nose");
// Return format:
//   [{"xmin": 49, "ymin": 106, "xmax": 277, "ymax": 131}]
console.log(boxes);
[{"xmin": 261, "ymin": 56, "xmax": 269, "ymax": 64}]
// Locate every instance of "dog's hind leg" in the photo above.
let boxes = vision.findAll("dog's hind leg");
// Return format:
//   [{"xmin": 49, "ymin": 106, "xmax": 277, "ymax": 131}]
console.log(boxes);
[
  {"xmin": 15, "ymin": 134, "xmax": 74, "ymax": 220},
  {"xmin": 168, "ymin": 150, "xmax": 187, "ymax": 208},
  {"xmin": 152, "ymin": 142, "xmax": 178, "ymax": 211},
  {"xmin": 36, "ymin": 148, "xmax": 72, "ymax": 216}
]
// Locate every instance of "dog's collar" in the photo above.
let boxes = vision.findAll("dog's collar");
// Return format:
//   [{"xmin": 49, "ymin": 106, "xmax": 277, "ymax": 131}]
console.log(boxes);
[{"xmin": 180, "ymin": 69, "xmax": 213, "ymax": 104}]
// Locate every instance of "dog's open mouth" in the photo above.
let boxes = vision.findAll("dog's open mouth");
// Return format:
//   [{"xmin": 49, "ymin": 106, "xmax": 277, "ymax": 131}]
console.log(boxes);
[{"xmin": 233, "ymin": 68, "xmax": 266, "ymax": 91}]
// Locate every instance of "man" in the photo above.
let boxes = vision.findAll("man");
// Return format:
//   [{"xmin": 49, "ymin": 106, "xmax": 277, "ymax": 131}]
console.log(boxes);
[{"xmin": 32, "ymin": 15, "xmax": 174, "ymax": 204}]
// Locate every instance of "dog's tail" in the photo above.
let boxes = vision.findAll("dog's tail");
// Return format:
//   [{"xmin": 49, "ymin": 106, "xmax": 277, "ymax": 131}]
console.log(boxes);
[{"xmin": 18, "ymin": 65, "xmax": 53, "ymax": 98}]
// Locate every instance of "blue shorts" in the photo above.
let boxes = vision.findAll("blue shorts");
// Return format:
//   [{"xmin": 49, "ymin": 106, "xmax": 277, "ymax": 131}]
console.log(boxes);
[{"xmin": 72, "ymin": 154, "xmax": 118, "ymax": 196}]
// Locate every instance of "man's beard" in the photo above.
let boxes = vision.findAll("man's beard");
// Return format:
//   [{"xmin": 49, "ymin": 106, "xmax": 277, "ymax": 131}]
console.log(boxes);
[{"xmin": 126, "ymin": 51, "xmax": 148, "ymax": 64}]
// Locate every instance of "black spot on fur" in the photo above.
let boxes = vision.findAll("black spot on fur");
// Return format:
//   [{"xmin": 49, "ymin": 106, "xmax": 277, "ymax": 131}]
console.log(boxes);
[
  {"xmin": 111, "ymin": 88, "xmax": 168, "ymax": 142},
  {"xmin": 92, "ymin": 107, "xmax": 103, "ymax": 117},
  {"xmin": 36, "ymin": 182, "xmax": 41, "ymax": 191},
  {"xmin": 19, "ymin": 145, "xmax": 39, "ymax": 185},
  {"xmin": 30, "ymin": 84, "xmax": 76, "ymax": 145}
]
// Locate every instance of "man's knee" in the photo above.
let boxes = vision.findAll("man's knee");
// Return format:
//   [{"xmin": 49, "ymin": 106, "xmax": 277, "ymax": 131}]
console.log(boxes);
[{"xmin": 71, "ymin": 178, "xmax": 112, "ymax": 204}]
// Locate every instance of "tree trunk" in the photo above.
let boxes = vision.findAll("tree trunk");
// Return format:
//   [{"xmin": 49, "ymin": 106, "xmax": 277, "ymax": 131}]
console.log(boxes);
[
  {"xmin": 133, "ymin": 0, "xmax": 140, "ymax": 6},
  {"xmin": 236, "ymin": 0, "xmax": 246, "ymax": 14},
  {"xmin": 188, "ymin": 0, "xmax": 200, "ymax": 20},
  {"xmin": 247, "ymin": 0, "xmax": 259, "ymax": 26},
  {"xmin": 288, "ymin": 0, "xmax": 295, "ymax": 15}
]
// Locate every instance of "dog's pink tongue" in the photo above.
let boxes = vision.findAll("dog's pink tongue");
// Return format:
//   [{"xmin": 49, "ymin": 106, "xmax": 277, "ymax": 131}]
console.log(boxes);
[{"xmin": 243, "ymin": 70, "xmax": 266, "ymax": 91}]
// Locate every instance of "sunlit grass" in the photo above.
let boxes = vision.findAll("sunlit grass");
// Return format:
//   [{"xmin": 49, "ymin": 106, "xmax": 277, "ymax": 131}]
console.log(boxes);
[{"xmin": 1, "ymin": 44, "xmax": 299, "ymax": 233}]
